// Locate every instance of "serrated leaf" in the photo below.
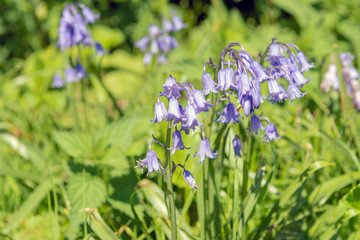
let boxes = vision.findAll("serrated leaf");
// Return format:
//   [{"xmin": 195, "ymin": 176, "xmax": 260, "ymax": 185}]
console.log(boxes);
[
  {"xmin": 67, "ymin": 172, "xmax": 106, "ymax": 212},
  {"xmin": 99, "ymin": 117, "xmax": 138, "ymax": 153},
  {"xmin": 53, "ymin": 131, "xmax": 92, "ymax": 158}
]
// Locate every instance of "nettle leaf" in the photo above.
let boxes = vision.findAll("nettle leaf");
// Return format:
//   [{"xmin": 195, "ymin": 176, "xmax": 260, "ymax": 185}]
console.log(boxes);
[
  {"xmin": 67, "ymin": 172, "xmax": 106, "ymax": 212},
  {"xmin": 53, "ymin": 131, "xmax": 93, "ymax": 158},
  {"xmin": 99, "ymin": 117, "xmax": 138, "ymax": 153}
]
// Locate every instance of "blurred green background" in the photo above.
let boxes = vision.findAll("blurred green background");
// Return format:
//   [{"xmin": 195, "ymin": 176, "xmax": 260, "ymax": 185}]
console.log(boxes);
[{"xmin": 1, "ymin": 0, "xmax": 360, "ymax": 239}]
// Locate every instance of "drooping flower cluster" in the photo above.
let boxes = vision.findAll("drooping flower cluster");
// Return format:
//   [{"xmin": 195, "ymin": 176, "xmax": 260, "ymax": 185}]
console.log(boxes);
[
  {"xmin": 135, "ymin": 14, "xmax": 187, "ymax": 65},
  {"xmin": 321, "ymin": 52, "xmax": 360, "ymax": 110},
  {"xmin": 58, "ymin": 3, "xmax": 99, "ymax": 51},
  {"xmin": 52, "ymin": 63, "xmax": 86, "ymax": 88},
  {"xmin": 202, "ymin": 40, "xmax": 313, "ymax": 140},
  {"xmin": 52, "ymin": 4, "xmax": 105, "ymax": 89},
  {"xmin": 138, "ymin": 41, "xmax": 313, "ymax": 190},
  {"xmin": 264, "ymin": 39, "xmax": 314, "ymax": 103}
]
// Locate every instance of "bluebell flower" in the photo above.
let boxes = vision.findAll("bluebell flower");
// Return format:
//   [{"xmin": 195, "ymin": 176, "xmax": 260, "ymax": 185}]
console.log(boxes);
[
  {"xmin": 158, "ymin": 54, "xmax": 168, "ymax": 64},
  {"xmin": 217, "ymin": 103, "xmax": 240, "ymax": 124},
  {"xmin": 172, "ymin": 15, "xmax": 188, "ymax": 31},
  {"xmin": 159, "ymin": 75, "xmax": 182, "ymax": 99},
  {"xmin": 58, "ymin": 4, "xmax": 95, "ymax": 51},
  {"xmin": 143, "ymin": 52, "xmax": 152, "ymax": 65},
  {"xmin": 166, "ymin": 97, "xmax": 183, "ymax": 123},
  {"xmin": 250, "ymin": 80, "xmax": 262, "ymax": 109},
  {"xmin": 217, "ymin": 68, "xmax": 234, "ymax": 91},
  {"xmin": 353, "ymin": 91, "xmax": 360, "ymax": 110},
  {"xmin": 195, "ymin": 138, "xmax": 218, "ymax": 163},
  {"xmin": 265, "ymin": 123, "xmax": 279, "ymax": 141},
  {"xmin": 135, "ymin": 37, "xmax": 150, "ymax": 52},
  {"xmin": 162, "ymin": 19, "xmax": 173, "ymax": 32},
  {"xmin": 188, "ymin": 90, "xmax": 212, "ymax": 113},
  {"xmin": 238, "ymin": 71, "xmax": 251, "ymax": 96},
  {"xmin": 250, "ymin": 115, "xmax": 264, "ymax": 135},
  {"xmin": 241, "ymin": 96, "xmax": 253, "ymax": 117},
  {"xmin": 75, "ymin": 63, "xmax": 86, "ymax": 80},
  {"xmin": 158, "ymin": 35, "xmax": 178, "ymax": 53},
  {"xmin": 80, "ymin": 5, "xmax": 100, "ymax": 23},
  {"xmin": 183, "ymin": 170, "xmax": 198, "ymax": 191},
  {"xmin": 149, "ymin": 25, "xmax": 161, "ymax": 38},
  {"xmin": 184, "ymin": 104, "xmax": 202, "ymax": 130},
  {"xmin": 136, "ymin": 150, "xmax": 160, "ymax": 174},
  {"xmin": 251, "ymin": 61, "xmax": 269, "ymax": 82},
  {"xmin": 135, "ymin": 15, "xmax": 186, "ymax": 65},
  {"xmin": 296, "ymin": 52, "xmax": 314, "ymax": 72},
  {"xmin": 52, "ymin": 74, "xmax": 65, "ymax": 88},
  {"xmin": 65, "ymin": 67, "xmax": 78, "ymax": 83},
  {"xmin": 321, "ymin": 64, "xmax": 339, "ymax": 92},
  {"xmin": 150, "ymin": 39, "xmax": 160, "ymax": 54},
  {"xmin": 287, "ymin": 84, "xmax": 306, "ymax": 103},
  {"xmin": 267, "ymin": 79, "xmax": 288, "ymax": 103},
  {"xmin": 290, "ymin": 70, "xmax": 310, "ymax": 86},
  {"xmin": 232, "ymin": 137, "xmax": 242, "ymax": 157},
  {"xmin": 95, "ymin": 42, "xmax": 105, "ymax": 57},
  {"xmin": 202, "ymin": 73, "xmax": 218, "ymax": 95},
  {"xmin": 169, "ymin": 129, "xmax": 190, "ymax": 155},
  {"xmin": 151, "ymin": 101, "xmax": 168, "ymax": 124},
  {"xmin": 267, "ymin": 39, "xmax": 282, "ymax": 57}
]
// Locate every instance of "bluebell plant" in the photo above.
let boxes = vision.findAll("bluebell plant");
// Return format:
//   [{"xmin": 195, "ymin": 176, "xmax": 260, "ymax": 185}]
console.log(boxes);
[
  {"xmin": 321, "ymin": 52, "xmax": 360, "ymax": 110},
  {"xmin": 136, "ymin": 40, "xmax": 313, "ymax": 239},
  {"xmin": 137, "ymin": 39, "xmax": 313, "ymax": 189},
  {"xmin": 135, "ymin": 13, "xmax": 187, "ymax": 65},
  {"xmin": 52, "ymin": 3, "xmax": 104, "ymax": 88}
]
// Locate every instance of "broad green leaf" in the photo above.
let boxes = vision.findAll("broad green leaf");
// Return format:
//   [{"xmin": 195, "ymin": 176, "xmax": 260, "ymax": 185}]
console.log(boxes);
[
  {"xmin": 67, "ymin": 172, "xmax": 106, "ymax": 212},
  {"xmin": 92, "ymin": 25, "xmax": 125, "ymax": 49},
  {"xmin": 99, "ymin": 117, "xmax": 138, "ymax": 153},
  {"xmin": 53, "ymin": 131, "xmax": 92, "ymax": 158}
]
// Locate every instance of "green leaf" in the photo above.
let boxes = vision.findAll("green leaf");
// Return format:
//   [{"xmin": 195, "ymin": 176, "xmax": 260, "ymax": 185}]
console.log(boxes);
[
  {"xmin": 345, "ymin": 183, "xmax": 360, "ymax": 210},
  {"xmin": 280, "ymin": 161, "xmax": 334, "ymax": 206},
  {"xmin": 98, "ymin": 117, "xmax": 138, "ymax": 153},
  {"xmin": 321, "ymin": 130, "xmax": 360, "ymax": 171},
  {"xmin": 92, "ymin": 25, "xmax": 125, "ymax": 49},
  {"xmin": 53, "ymin": 131, "xmax": 93, "ymax": 158},
  {"xmin": 0, "ymin": 133, "xmax": 47, "ymax": 171},
  {"xmin": 4, "ymin": 178, "xmax": 59, "ymax": 234},
  {"xmin": 309, "ymin": 171, "xmax": 360, "ymax": 206},
  {"xmin": 67, "ymin": 172, "xmax": 106, "ymax": 212},
  {"xmin": 86, "ymin": 209, "xmax": 119, "ymax": 240},
  {"xmin": 12, "ymin": 213, "xmax": 60, "ymax": 240}
]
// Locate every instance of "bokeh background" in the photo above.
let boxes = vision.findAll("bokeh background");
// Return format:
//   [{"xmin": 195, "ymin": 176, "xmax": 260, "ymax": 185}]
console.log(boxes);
[{"xmin": 1, "ymin": 0, "xmax": 360, "ymax": 239}]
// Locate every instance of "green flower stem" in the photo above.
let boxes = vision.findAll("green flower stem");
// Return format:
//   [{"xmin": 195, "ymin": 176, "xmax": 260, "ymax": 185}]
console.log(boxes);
[
  {"xmin": 232, "ymin": 155, "xmax": 240, "ymax": 240},
  {"xmin": 200, "ymin": 56, "xmax": 223, "ymax": 239},
  {"xmin": 241, "ymin": 121, "xmax": 253, "ymax": 240},
  {"xmin": 97, "ymin": 58, "xmax": 123, "ymax": 118},
  {"xmin": 165, "ymin": 121, "xmax": 177, "ymax": 240},
  {"xmin": 66, "ymin": 82, "xmax": 81, "ymax": 130}
]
